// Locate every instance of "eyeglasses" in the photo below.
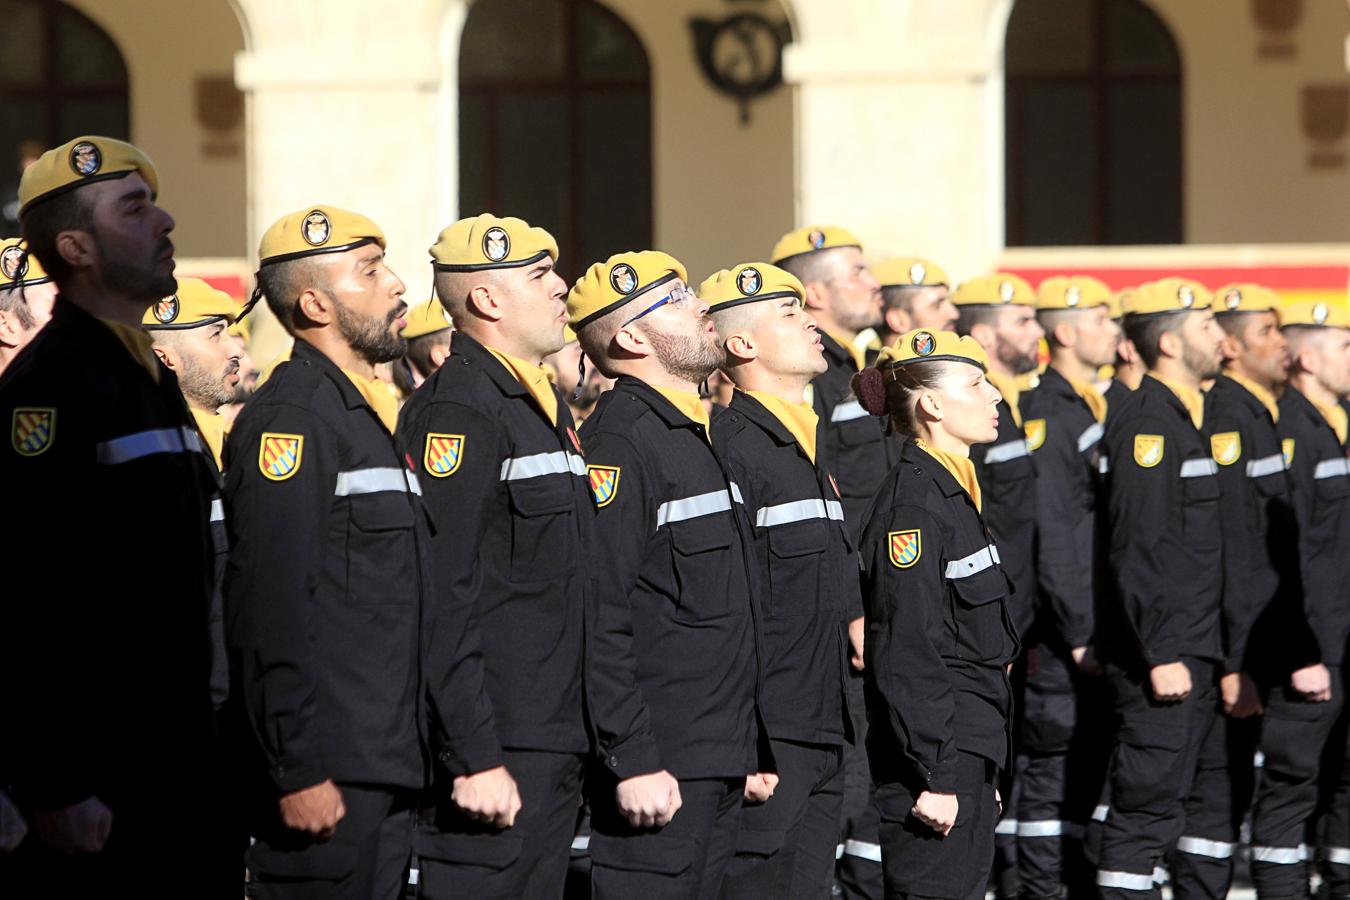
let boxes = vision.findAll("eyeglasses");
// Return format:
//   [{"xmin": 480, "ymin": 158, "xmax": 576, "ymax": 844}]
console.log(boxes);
[{"xmin": 621, "ymin": 285, "xmax": 698, "ymax": 327}]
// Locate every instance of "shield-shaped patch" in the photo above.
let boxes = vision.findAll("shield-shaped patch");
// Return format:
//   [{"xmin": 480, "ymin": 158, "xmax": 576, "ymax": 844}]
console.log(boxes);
[
  {"xmin": 588, "ymin": 465, "xmax": 620, "ymax": 508},
  {"xmin": 424, "ymin": 433, "xmax": 464, "ymax": 478},
  {"xmin": 11, "ymin": 407, "xmax": 55, "ymax": 457},
  {"xmin": 889, "ymin": 529, "xmax": 921, "ymax": 568},
  {"xmin": 1133, "ymin": 434, "xmax": 1164, "ymax": 468},
  {"xmin": 259, "ymin": 432, "xmax": 304, "ymax": 481},
  {"xmin": 1282, "ymin": 438, "xmax": 1295, "ymax": 467},
  {"xmin": 1210, "ymin": 432, "xmax": 1241, "ymax": 466},
  {"xmin": 1024, "ymin": 418, "xmax": 1047, "ymax": 452}
]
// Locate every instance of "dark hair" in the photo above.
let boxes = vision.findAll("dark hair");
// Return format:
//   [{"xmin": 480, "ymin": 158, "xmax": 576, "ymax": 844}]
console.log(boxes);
[
  {"xmin": 257, "ymin": 257, "xmax": 319, "ymax": 336},
  {"xmin": 777, "ymin": 247, "xmax": 840, "ymax": 288},
  {"xmin": 19, "ymin": 190, "xmax": 94, "ymax": 285},
  {"xmin": 1122, "ymin": 311, "xmax": 1186, "ymax": 369},
  {"xmin": 0, "ymin": 287, "xmax": 36, "ymax": 330},
  {"xmin": 880, "ymin": 284, "xmax": 924, "ymax": 315},
  {"xmin": 954, "ymin": 304, "xmax": 1001, "ymax": 337},
  {"xmin": 405, "ymin": 329, "xmax": 452, "ymax": 379},
  {"xmin": 851, "ymin": 360, "xmax": 961, "ymax": 441}
]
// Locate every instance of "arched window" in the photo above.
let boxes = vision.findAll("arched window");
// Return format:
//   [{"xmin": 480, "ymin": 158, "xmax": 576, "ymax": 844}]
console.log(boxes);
[
  {"xmin": 1005, "ymin": 0, "xmax": 1181, "ymax": 246},
  {"xmin": 459, "ymin": 0, "xmax": 652, "ymax": 280}
]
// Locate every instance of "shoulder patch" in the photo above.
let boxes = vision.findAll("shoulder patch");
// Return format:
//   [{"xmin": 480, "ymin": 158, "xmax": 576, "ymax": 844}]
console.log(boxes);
[
  {"xmin": 11, "ymin": 407, "xmax": 55, "ymax": 457},
  {"xmin": 888, "ymin": 529, "xmax": 921, "ymax": 568},
  {"xmin": 1210, "ymin": 431, "xmax": 1241, "ymax": 466},
  {"xmin": 424, "ymin": 433, "xmax": 465, "ymax": 477},
  {"xmin": 1133, "ymin": 434, "xmax": 1164, "ymax": 468},
  {"xmin": 588, "ymin": 464, "xmax": 620, "ymax": 508},
  {"xmin": 1024, "ymin": 418, "xmax": 1046, "ymax": 452},
  {"xmin": 259, "ymin": 432, "xmax": 304, "ymax": 481},
  {"xmin": 1282, "ymin": 438, "xmax": 1295, "ymax": 467}
]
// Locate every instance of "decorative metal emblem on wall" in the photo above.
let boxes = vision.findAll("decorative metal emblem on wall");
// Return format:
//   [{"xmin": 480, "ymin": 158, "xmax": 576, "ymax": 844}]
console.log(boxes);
[
  {"xmin": 690, "ymin": 2, "xmax": 793, "ymax": 125},
  {"xmin": 1302, "ymin": 85, "xmax": 1348, "ymax": 170},
  {"xmin": 1251, "ymin": 0, "xmax": 1303, "ymax": 60}
]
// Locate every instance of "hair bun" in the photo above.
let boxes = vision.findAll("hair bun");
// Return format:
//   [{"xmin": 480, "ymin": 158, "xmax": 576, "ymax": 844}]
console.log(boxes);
[{"xmin": 851, "ymin": 367, "xmax": 888, "ymax": 416}]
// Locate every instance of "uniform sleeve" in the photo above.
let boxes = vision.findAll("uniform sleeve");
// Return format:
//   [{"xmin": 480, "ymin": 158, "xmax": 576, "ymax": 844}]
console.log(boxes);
[
  {"xmin": 582, "ymin": 432, "xmax": 663, "ymax": 780},
  {"xmin": 1209, "ymin": 418, "xmax": 1262, "ymax": 674},
  {"xmin": 1032, "ymin": 417, "xmax": 1096, "ymax": 649},
  {"xmin": 397, "ymin": 400, "xmax": 503, "ymax": 775},
  {"xmin": 222, "ymin": 405, "xmax": 335, "ymax": 795},
  {"xmin": 1283, "ymin": 432, "xmax": 1348, "ymax": 668},
  {"xmin": 864, "ymin": 506, "xmax": 961, "ymax": 793}
]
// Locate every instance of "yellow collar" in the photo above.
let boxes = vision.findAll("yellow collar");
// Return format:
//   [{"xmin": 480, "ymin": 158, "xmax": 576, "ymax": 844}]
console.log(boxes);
[
  {"xmin": 985, "ymin": 370, "xmax": 1023, "ymax": 428},
  {"xmin": 1224, "ymin": 370, "xmax": 1280, "ymax": 424},
  {"xmin": 1150, "ymin": 374, "xmax": 1205, "ymax": 430},
  {"xmin": 746, "ymin": 389, "xmax": 819, "ymax": 463},
  {"xmin": 191, "ymin": 407, "xmax": 226, "ymax": 470},
  {"xmin": 485, "ymin": 345, "xmax": 558, "ymax": 427},
  {"xmin": 98, "ymin": 318, "xmax": 160, "ymax": 383},
  {"xmin": 655, "ymin": 386, "xmax": 710, "ymax": 437},
  {"xmin": 1063, "ymin": 373, "xmax": 1108, "ymax": 424},
  {"xmin": 825, "ymin": 329, "xmax": 867, "ymax": 372},
  {"xmin": 1309, "ymin": 397, "xmax": 1349, "ymax": 446},
  {"xmin": 341, "ymin": 368, "xmax": 400, "ymax": 433},
  {"xmin": 917, "ymin": 438, "xmax": 982, "ymax": 512}
]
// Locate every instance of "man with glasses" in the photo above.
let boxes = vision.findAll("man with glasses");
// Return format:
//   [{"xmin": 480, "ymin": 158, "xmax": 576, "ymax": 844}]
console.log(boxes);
[{"xmin": 570, "ymin": 251, "xmax": 768, "ymax": 899}]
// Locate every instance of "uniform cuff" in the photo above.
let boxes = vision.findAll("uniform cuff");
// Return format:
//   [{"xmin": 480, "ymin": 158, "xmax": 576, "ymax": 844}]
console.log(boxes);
[
  {"xmin": 438, "ymin": 735, "xmax": 504, "ymax": 778},
  {"xmin": 600, "ymin": 737, "xmax": 663, "ymax": 781},
  {"xmin": 270, "ymin": 758, "xmax": 327, "ymax": 796}
]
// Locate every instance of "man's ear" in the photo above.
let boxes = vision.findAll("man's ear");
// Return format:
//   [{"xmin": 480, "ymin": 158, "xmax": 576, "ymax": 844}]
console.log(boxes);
[
  {"xmin": 1157, "ymin": 327, "xmax": 1183, "ymax": 361},
  {"xmin": 296, "ymin": 287, "xmax": 334, "ymax": 326},
  {"xmin": 968, "ymin": 321, "xmax": 997, "ymax": 355},
  {"xmin": 54, "ymin": 229, "xmax": 96, "ymax": 271},
  {"xmin": 1053, "ymin": 319, "xmax": 1078, "ymax": 350},
  {"xmin": 466, "ymin": 283, "xmax": 503, "ymax": 322},
  {"xmin": 1218, "ymin": 331, "xmax": 1243, "ymax": 364},
  {"xmin": 151, "ymin": 342, "xmax": 178, "ymax": 372},
  {"xmin": 430, "ymin": 342, "xmax": 451, "ymax": 369},
  {"xmin": 613, "ymin": 325, "xmax": 649, "ymax": 357},
  {"xmin": 723, "ymin": 331, "xmax": 756, "ymax": 364},
  {"xmin": 884, "ymin": 306, "xmax": 911, "ymax": 338},
  {"xmin": 802, "ymin": 281, "xmax": 830, "ymax": 313}
]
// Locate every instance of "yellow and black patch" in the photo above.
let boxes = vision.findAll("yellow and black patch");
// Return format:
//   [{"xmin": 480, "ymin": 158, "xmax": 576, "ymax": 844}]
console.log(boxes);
[
  {"xmin": 1282, "ymin": 438, "xmax": 1295, "ymax": 467},
  {"xmin": 888, "ymin": 529, "xmax": 921, "ymax": 568},
  {"xmin": 1024, "ymin": 418, "xmax": 1046, "ymax": 452},
  {"xmin": 11, "ymin": 407, "xmax": 55, "ymax": 457},
  {"xmin": 1133, "ymin": 434, "xmax": 1164, "ymax": 468},
  {"xmin": 1210, "ymin": 432, "xmax": 1241, "ymax": 466},
  {"xmin": 424, "ymin": 433, "xmax": 465, "ymax": 478},
  {"xmin": 588, "ymin": 465, "xmax": 621, "ymax": 508},
  {"xmin": 259, "ymin": 432, "xmax": 304, "ymax": 481}
]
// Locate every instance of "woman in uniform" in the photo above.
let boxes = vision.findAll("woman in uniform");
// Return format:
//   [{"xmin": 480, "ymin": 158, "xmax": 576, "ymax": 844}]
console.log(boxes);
[{"xmin": 851, "ymin": 329, "xmax": 1020, "ymax": 900}]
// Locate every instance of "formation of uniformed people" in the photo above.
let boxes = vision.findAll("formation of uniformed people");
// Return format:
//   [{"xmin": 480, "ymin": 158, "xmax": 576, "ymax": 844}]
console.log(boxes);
[{"xmin": 1, "ymin": 134, "xmax": 1349, "ymax": 900}]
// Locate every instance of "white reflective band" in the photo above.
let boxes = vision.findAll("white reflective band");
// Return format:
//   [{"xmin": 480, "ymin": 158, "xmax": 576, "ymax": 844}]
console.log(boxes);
[
  {"xmin": 995, "ymin": 818, "xmax": 1019, "ymax": 836},
  {"xmin": 96, "ymin": 426, "xmax": 201, "ymax": 465},
  {"xmin": 571, "ymin": 835, "xmax": 590, "ymax": 852},
  {"xmin": 1098, "ymin": 457, "xmax": 1110, "ymax": 474},
  {"xmin": 1092, "ymin": 805, "xmax": 1110, "ymax": 822},
  {"xmin": 835, "ymin": 843, "xmax": 844, "ymax": 860},
  {"xmin": 333, "ymin": 467, "xmax": 422, "ymax": 497},
  {"xmin": 1327, "ymin": 847, "xmax": 1350, "ymax": 866},
  {"xmin": 1018, "ymin": 820, "xmax": 1065, "ymax": 837},
  {"xmin": 1153, "ymin": 867, "xmax": 1169, "ymax": 885},
  {"xmin": 945, "ymin": 543, "xmax": 1001, "ymax": 580},
  {"xmin": 730, "ymin": 482, "xmax": 744, "ymax": 504},
  {"xmin": 1245, "ymin": 453, "xmax": 1285, "ymax": 478},
  {"xmin": 1176, "ymin": 836, "xmax": 1234, "ymax": 859},
  {"xmin": 756, "ymin": 497, "xmax": 845, "ymax": 528},
  {"xmin": 499, "ymin": 450, "xmax": 587, "ymax": 481},
  {"xmin": 1250, "ymin": 844, "xmax": 1307, "ymax": 864},
  {"xmin": 1180, "ymin": 458, "xmax": 1219, "ymax": 478},
  {"xmin": 1097, "ymin": 870, "xmax": 1155, "ymax": 891},
  {"xmin": 842, "ymin": 839, "xmax": 882, "ymax": 862},
  {"xmin": 831, "ymin": 399, "xmax": 869, "ymax": 423},
  {"xmin": 1314, "ymin": 458, "xmax": 1350, "ymax": 479},
  {"xmin": 408, "ymin": 868, "xmax": 419, "ymax": 885},
  {"xmin": 1254, "ymin": 750, "xmax": 1265, "ymax": 769},
  {"xmin": 1078, "ymin": 423, "xmax": 1105, "ymax": 453},
  {"xmin": 983, "ymin": 438, "xmax": 1031, "ymax": 464},
  {"xmin": 210, "ymin": 499, "xmax": 224, "ymax": 523},
  {"xmin": 657, "ymin": 488, "xmax": 734, "ymax": 528}
]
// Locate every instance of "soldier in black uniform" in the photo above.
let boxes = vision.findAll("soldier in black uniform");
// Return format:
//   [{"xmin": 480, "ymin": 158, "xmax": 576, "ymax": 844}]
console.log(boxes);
[
  {"xmin": 396, "ymin": 214, "xmax": 590, "ymax": 899},
  {"xmin": 395, "ymin": 296, "xmax": 454, "ymax": 393},
  {"xmin": 223, "ymin": 206, "xmax": 507, "ymax": 900},
  {"xmin": 0, "ymin": 235, "xmax": 57, "ymax": 377},
  {"xmin": 705, "ymin": 262, "xmax": 856, "ymax": 898},
  {"xmin": 1016, "ymin": 276, "xmax": 1118, "ymax": 899},
  {"xmin": 871, "ymin": 257, "xmax": 959, "ymax": 349},
  {"xmin": 569, "ymin": 250, "xmax": 765, "ymax": 899},
  {"xmin": 771, "ymin": 224, "xmax": 884, "ymax": 898},
  {"xmin": 1266, "ymin": 301, "xmax": 1350, "ymax": 898},
  {"xmin": 852, "ymin": 328, "xmax": 1019, "ymax": 900},
  {"xmin": 0, "ymin": 136, "xmax": 232, "ymax": 896},
  {"xmin": 1094, "ymin": 278, "xmax": 1226, "ymax": 900},
  {"xmin": 1104, "ymin": 288, "xmax": 1144, "ymax": 419}
]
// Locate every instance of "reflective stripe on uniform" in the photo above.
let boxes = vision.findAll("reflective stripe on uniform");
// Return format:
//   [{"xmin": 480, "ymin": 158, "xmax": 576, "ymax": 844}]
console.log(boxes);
[
  {"xmin": 755, "ymin": 497, "xmax": 845, "ymax": 528},
  {"xmin": 1314, "ymin": 458, "xmax": 1350, "ymax": 479},
  {"xmin": 944, "ymin": 543, "xmax": 1001, "ymax": 580},
  {"xmin": 830, "ymin": 399, "xmax": 869, "ymax": 423},
  {"xmin": 1244, "ymin": 453, "xmax": 1285, "ymax": 478},
  {"xmin": 1250, "ymin": 844, "xmax": 1307, "ymax": 864},
  {"xmin": 96, "ymin": 426, "xmax": 202, "ymax": 465},
  {"xmin": 1092, "ymin": 804, "xmax": 1110, "ymax": 822},
  {"xmin": 1078, "ymin": 423, "xmax": 1105, "ymax": 453},
  {"xmin": 1018, "ymin": 820, "xmax": 1065, "ymax": 837},
  {"xmin": 983, "ymin": 439, "xmax": 1030, "ymax": 464},
  {"xmin": 1098, "ymin": 457, "xmax": 1110, "ymax": 474},
  {"xmin": 657, "ymin": 488, "xmax": 734, "ymax": 528},
  {"xmin": 210, "ymin": 498, "xmax": 224, "ymax": 523},
  {"xmin": 571, "ymin": 835, "xmax": 590, "ymax": 852},
  {"xmin": 1176, "ymin": 836, "xmax": 1234, "ymax": 859},
  {"xmin": 995, "ymin": 818, "xmax": 1019, "ymax": 836},
  {"xmin": 1097, "ymin": 870, "xmax": 1154, "ymax": 891},
  {"xmin": 1180, "ymin": 458, "xmax": 1218, "ymax": 478},
  {"xmin": 1327, "ymin": 847, "xmax": 1350, "ymax": 866},
  {"xmin": 499, "ymin": 450, "xmax": 587, "ymax": 481},
  {"xmin": 841, "ymin": 839, "xmax": 881, "ymax": 862},
  {"xmin": 334, "ymin": 467, "xmax": 422, "ymax": 497}
]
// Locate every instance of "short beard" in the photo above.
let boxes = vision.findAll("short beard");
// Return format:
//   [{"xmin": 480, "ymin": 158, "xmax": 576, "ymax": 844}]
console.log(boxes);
[
  {"xmin": 1182, "ymin": 338, "xmax": 1222, "ymax": 381},
  {"xmin": 646, "ymin": 322, "xmax": 722, "ymax": 384},
  {"xmin": 95, "ymin": 229, "xmax": 176, "ymax": 300},
  {"xmin": 178, "ymin": 352, "xmax": 237, "ymax": 410},
  {"xmin": 997, "ymin": 336, "xmax": 1039, "ymax": 376},
  {"xmin": 333, "ymin": 295, "xmax": 406, "ymax": 365}
]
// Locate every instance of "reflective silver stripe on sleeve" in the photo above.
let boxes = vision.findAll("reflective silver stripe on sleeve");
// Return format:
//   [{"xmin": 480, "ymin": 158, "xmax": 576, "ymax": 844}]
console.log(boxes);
[
  {"xmin": 1250, "ymin": 844, "xmax": 1307, "ymax": 864},
  {"xmin": 1096, "ymin": 871, "xmax": 1155, "ymax": 891},
  {"xmin": 96, "ymin": 426, "xmax": 202, "ymax": 465},
  {"xmin": 571, "ymin": 835, "xmax": 590, "ymax": 852},
  {"xmin": 841, "ymin": 839, "xmax": 881, "ymax": 862},
  {"xmin": 210, "ymin": 499, "xmax": 224, "ymax": 523},
  {"xmin": 982, "ymin": 439, "xmax": 1030, "ymax": 464},
  {"xmin": 1018, "ymin": 820, "xmax": 1065, "ymax": 837},
  {"xmin": 1092, "ymin": 804, "xmax": 1109, "ymax": 822},
  {"xmin": 1098, "ymin": 457, "xmax": 1110, "ymax": 475},
  {"xmin": 830, "ymin": 399, "xmax": 869, "ymax": 423},
  {"xmin": 1179, "ymin": 458, "xmax": 1218, "ymax": 478},
  {"xmin": 1314, "ymin": 458, "xmax": 1350, "ymax": 480},
  {"xmin": 334, "ymin": 467, "xmax": 421, "ymax": 497},
  {"xmin": 1245, "ymin": 453, "xmax": 1286, "ymax": 478},
  {"xmin": 730, "ymin": 482, "xmax": 744, "ymax": 504},
  {"xmin": 656, "ymin": 488, "xmax": 734, "ymax": 528},
  {"xmin": 944, "ymin": 544, "xmax": 1001, "ymax": 579},
  {"xmin": 1176, "ymin": 836, "xmax": 1234, "ymax": 859},
  {"xmin": 1327, "ymin": 847, "xmax": 1350, "ymax": 866},
  {"xmin": 499, "ymin": 450, "xmax": 587, "ymax": 481},
  {"xmin": 995, "ymin": 819, "xmax": 1019, "ymax": 836},
  {"xmin": 1078, "ymin": 422, "xmax": 1104, "ymax": 453},
  {"xmin": 756, "ymin": 497, "xmax": 844, "ymax": 528}
]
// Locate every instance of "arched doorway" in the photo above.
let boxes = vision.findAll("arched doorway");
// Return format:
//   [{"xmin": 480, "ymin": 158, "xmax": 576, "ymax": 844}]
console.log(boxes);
[
  {"xmin": 458, "ymin": 0, "xmax": 652, "ymax": 280},
  {"xmin": 1005, "ymin": 0, "xmax": 1182, "ymax": 246}
]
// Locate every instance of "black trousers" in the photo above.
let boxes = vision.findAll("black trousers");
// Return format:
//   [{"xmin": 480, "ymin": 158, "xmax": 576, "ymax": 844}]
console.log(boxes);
[
  {"xmin": 415, "ymin": 748, "xmax": 585, "ymax": 900},
  {"xmin": 247, "ymin": 783, "xmax": 415, "ymax": 900},
  {"xmin": 839, "ymin": 669, "xmax": 884, "ymax": 900},
  {"xmin": 1317, "ymin": 665, "xmax": 1350, "ymax": 899},
  {"xmin": 721, "ymin": 739, "xmax": 845, "ymax": 899},
  {"xmin": 589, "ymin": 775, "xmax": 743, "ymax": 900},
  {"xmin": 876, "ymin": 752, "xmax": 1000, "ymax": 900}
]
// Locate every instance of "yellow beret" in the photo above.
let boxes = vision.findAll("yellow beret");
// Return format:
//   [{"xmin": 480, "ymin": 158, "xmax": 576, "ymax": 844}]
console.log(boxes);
[
  {"xmin": 0, "ymin": 238, "xmax": 51, "ymax": 291},
  {"xmin": 873, "ymin": 257, "xmax": 950, "ymax": 289},
  {"xmin": 951, "ymin": 273, "xmax": 1036, "ymax": 307},
  {"xmin": 700, "ymin": 262, "xmax": 804, "ymax": 313},
  {"xmin": 1213, "ymin": 283, "xmax": 1280, "ymax": 315},
  {"xmin": 1281, "ymin": 300, "xmax": 1350, "ymax": 329},
  {"xmin": 568, "ymin": 250, "xmax": 688, "ymax": 330},
  {"xmin": 1036, "ymin": 275, "xmax": 1111, "ymax": 311},
  {"xmin": 142, "ymin": 278, "xmax": 240, "ymax": 330},
  {"xmin": 18, "ymin": 136, "xmax": 159, "ymax": 218},
  {"xmin": 258, "ymin": 205, "xmax": 386, "ymax": 268},
  {"xmin": 770, "ymin": 225, "xmax": 862, "ymax": 266},
  {"xmin": 403, "ymin": 298, "xmax": 454, "ymax": 340},
  {"xmin": 1124, "ymin": 278, "xmax": 1211, "ymax": 316},
  {"xmin": 1108, "ymin": 288, "xmax": 1135, "ymax": 320},
  {"xmin": 429, "ymin": 214, "xmax": 559, "ymax": 272},
  {"xmin": 874, "ymin": 329, "xmax": 989, "ymax": 371}
]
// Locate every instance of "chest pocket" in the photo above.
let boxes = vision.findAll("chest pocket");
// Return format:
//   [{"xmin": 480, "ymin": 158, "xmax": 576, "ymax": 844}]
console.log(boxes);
[
  {"xmin": 766, "ymin": 519, "xmax": 830, "ymax": 618},
  {"xmin": 948, "ymin": 565, "xmax": 1012, "ymax": 664},
  {"xmin": 506, "ymin": 476, "xmax": 578, "ymax": 583},
  {"xmin": 348, "ymin": 493, "xmax": 416, "ymax": 605},
  {"xmin": 979, "ymin": 443, "xmax": 1034, "ymax": 500},
  {"xmin": 1180, "ymin": 466, "xmax": 1221, "ymax": 550},
  {"xmin": 669, "ymin": 516, "xmax": 735, "ymax": 623}
]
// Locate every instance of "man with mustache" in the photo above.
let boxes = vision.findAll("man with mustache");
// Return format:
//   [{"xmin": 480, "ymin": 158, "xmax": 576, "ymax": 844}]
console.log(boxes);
[
  {"xmin": 871, "ymin": 257, "xmax": 959, "ymax": 349},
  {"xmin": 0, "ymin": 237, "xmax": 58, "ymax": 377}
]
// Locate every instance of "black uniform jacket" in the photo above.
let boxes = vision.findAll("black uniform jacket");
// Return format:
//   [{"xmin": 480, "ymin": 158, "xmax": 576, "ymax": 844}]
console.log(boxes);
[
  {"xmin": 579, "ymin": 376, "xmax": 761, "ymax": 782},
  {"xmin": 396, "ymin": 331, "xmax": 589, "ymax": 754},
  {"xmin": 0, "ymin": 301, "xmax": 218, "ymax": 809},
  {"xmin": 970, "ymin": 393, "xmax": 1037, "ymax": 637},
  {"xmin": 1021, "ymin": 366, "xmax": 1104, "ymax": 651},
  {"xmin": 860, "ymin": 439, "xmax": 1019, "ymax": 794},
  {"xmin": 1100, "ymin": 374, "xmax": 1222, "ymax": 669},
  {"xmin": 1204, "ymin": 374, "xmax": 1298, "ymax": 678},
  {"xmin": 1276, "ymin": 386, "xmax": 1350, "ymax": 670},
  {"xmin": 202, "ymin": 439, "xmax": 229, "ymax": 711},
  {"xmin": 223, "ymin": 339, "xmax": 500, "ymax": 796},
  {"xmin": 711, "ymin": 390, "xmax": 854, "ymax": 747}
]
